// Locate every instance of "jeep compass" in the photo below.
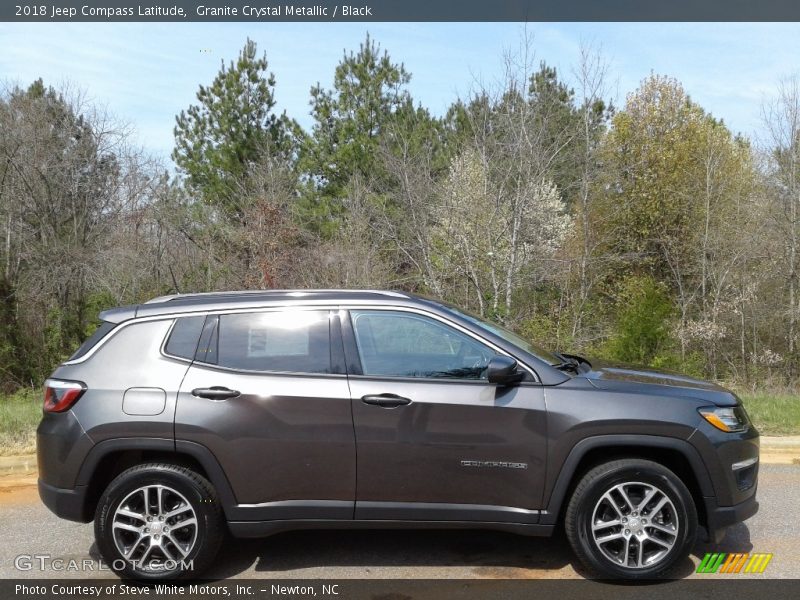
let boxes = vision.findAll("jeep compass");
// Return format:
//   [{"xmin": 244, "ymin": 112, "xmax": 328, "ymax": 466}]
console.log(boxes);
[{"xmin": 36, "ymin": 289, "xmax": 759, "ymax": 580}]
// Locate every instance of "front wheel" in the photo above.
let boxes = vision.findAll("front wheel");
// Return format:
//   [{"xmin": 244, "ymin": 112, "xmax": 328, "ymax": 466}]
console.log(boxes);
[
  {"xmin": 564, "ymin": 458, "xmax": 698, "ymax": 579},
  {"xmin": 94, "ymin": 463, "xmax": 223, "ymax": 580}
]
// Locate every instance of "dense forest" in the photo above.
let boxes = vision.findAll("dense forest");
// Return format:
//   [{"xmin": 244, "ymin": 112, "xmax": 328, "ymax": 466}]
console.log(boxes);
[{"xmin": 2, "ymin": 35, "xmax": 800, "ymax": 392}]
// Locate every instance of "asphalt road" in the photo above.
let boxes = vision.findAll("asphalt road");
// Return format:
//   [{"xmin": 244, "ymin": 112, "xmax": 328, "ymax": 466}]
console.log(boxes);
[{"xmin": 0, "ymin": 464, "xmax": 797, "ymax": 580}]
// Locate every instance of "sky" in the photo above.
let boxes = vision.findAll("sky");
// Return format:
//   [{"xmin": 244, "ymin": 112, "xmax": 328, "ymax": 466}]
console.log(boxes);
[{"xmin": 1, "ymin": 22, "xmax": 799, "ymax": 161}]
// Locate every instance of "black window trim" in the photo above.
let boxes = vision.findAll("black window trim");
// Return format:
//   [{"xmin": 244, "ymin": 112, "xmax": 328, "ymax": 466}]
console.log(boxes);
[
  {"xmin": 192, "ymin": 314, "xmax": 219, "ymax": 364},
  {"xmin": 340, "ymin": 306, "xmax": 540, "ymax": 384}
]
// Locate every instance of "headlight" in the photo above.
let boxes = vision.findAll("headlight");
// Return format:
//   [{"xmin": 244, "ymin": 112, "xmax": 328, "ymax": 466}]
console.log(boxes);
[{"xmin": 698, "ymin": 406, "xmax": 750, "ymax": 433}]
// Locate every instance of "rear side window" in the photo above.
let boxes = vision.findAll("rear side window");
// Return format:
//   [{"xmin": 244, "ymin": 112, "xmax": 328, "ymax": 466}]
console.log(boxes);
[
  {"xmin": 214, "ymin": 311, "xmax": 331, "ymax": 374},
  {"xmin": 69, "ymin": 321, "xmax": 117, "ymax": 361},
  {"xmin": 164, "ymin": 316, "xmax": 205, "ymax": 360}
]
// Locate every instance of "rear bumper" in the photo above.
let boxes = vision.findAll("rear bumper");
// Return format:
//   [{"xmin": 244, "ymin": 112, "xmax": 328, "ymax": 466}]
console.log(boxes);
[
  {"xmin": 38, "ymin": 479, "xmax": 91, "ymax": 523},
  {"xmin": 704, "ymin": 492, "xmax": 758, "ymax": 543}
]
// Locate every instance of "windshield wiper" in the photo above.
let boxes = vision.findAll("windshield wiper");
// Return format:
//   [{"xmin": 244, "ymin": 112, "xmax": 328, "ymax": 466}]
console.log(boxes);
[
  {"xmin": 553, "ymin": 353, "xmax": 584, "ymax": 374},
  {"xmin": 553, "ymin": 361, "xmax": 581, "ymax": 374}
]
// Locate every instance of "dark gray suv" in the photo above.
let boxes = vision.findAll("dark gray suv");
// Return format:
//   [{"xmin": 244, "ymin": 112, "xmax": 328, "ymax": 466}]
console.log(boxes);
[{"xmin": 37, "ymin": 290, "xmax": 759, "ymax": 580}]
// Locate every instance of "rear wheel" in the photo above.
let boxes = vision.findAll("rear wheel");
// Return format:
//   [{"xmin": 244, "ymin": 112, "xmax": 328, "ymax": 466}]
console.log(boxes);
[
  {"xmin": 95, "ymin": 463, "xmax": 223, "ymax": 580},
  {"xmin": 565, "ymin": 458, "xmax": 697, "ymax": 579}
]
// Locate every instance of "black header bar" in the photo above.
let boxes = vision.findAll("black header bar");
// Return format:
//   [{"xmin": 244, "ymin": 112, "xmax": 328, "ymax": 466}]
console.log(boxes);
[
  {"xmin": 3, "ymin": 579, "xmax": 800, "ymax": 599},
  {"xmin": 4, "ymin": 1, "xmax": 800, "ymax": 22}
]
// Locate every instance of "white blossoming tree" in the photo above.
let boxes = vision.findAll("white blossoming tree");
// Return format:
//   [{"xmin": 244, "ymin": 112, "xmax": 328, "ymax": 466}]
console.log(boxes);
[{"xmin": 433, "ymin": 147, "xmax": 571, "ymax": 318}]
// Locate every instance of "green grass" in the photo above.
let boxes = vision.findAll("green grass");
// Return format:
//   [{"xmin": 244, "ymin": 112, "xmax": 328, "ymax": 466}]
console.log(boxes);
[
  {"xmin": 739, "ymin": 392, "xmax": 800, "ymax": 435},
  {"xmin": 0, "ymin": 388, "xmax": 41, "ymax": 456}
]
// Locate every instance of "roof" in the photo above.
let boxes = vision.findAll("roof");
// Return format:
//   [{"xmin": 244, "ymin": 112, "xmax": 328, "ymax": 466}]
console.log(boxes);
[{"xmin": 99, "ymin": 289, "xmax": 419, "ymax": 323}]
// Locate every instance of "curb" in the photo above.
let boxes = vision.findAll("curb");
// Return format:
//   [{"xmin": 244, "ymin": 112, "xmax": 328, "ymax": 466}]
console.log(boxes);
[
  {"xmin": 760, "ymin": 436, "xmax": 800, "ymax": 465},
  {"xmin": 761, "ymin": 436, "xmax": 800, "ymax": 449},
  {"xmin": 0, "ymin": 454, "xmax": 36, "ymax": 473}
]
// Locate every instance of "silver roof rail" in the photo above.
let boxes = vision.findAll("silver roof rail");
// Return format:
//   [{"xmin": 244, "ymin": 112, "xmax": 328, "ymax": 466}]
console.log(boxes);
[{"xmin": 144, "ymin": 289, "xmax": 410, "ymax": 304}]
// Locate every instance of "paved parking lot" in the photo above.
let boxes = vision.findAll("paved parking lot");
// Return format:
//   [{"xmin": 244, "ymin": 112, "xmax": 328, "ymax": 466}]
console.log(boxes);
[{"xmin": 0, "ymin": 463, "xmax": 797, "ymax": 580}]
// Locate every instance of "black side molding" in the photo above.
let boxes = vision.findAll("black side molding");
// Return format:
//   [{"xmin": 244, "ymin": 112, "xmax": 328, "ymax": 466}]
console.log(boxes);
[
  {"xmin": 355, "ymin": 501, "xmax": 540, "ymax": 524},
  {"xmin": 76, "ymin": 437, "xmax": 175, "ymax": 488},
  {"xmin": 228, "ymin": 519, "xmax": 554, "ymax": 539},
  {"xmin": 38, "ymin": 480, "xmax": 91, "ymax": 523}
]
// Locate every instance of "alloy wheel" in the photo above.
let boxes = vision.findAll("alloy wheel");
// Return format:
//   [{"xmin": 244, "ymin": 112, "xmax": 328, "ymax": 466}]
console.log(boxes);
[
  {"xmin": 111, "ymin": 484, "xmax": 198, "ymax": 571},
  {"xmin": 590, "ymin": 481, "xmax": 679, "ymax": 569}
]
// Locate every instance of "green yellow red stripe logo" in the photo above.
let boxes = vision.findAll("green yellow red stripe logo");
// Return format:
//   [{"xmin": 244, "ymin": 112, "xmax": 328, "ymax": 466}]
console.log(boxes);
[{"xmin": 697, "ymin": 552, "xmax": 773, "ymax": 574}]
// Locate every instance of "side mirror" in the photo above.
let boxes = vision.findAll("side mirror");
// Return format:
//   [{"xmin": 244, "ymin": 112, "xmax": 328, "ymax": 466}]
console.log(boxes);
[{"xmin": 487, "ymin": 355, "xmax": 525, "ymax": 385}]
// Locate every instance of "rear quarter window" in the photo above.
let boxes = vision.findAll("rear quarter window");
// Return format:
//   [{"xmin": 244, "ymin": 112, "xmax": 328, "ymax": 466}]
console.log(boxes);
[{"xmin": 164, "ymin": 316, "xmax": 206, "ymax": 360}]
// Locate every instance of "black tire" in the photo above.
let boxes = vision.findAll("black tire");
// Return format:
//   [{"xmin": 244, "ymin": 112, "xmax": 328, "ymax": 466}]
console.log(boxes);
[
  {"xmin": 94, "ymin": 463, "xmax": 223, "ymax": 581},
  {"xmin": 564, "ymin": 458, "xmax": 697, "ymax": 580}
]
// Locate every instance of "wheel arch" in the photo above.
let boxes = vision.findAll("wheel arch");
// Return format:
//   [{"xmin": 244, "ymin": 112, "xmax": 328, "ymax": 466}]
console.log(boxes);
[
  {"xmin": 541, "ymin": 435, "xmax": 713, "ymax": 530},
  {"xmin": 76, "ymin": 438, "xmax": 238, "ymax": 521}
]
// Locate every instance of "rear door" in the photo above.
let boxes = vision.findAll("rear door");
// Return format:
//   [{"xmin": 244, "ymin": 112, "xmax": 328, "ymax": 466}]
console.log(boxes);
[
  {"xmin": 175, "ymin": 308, "xmax": 355, "ymax": 519},
  {"xmin": 344, "ymin": 308, "xmax": 547, "ymax": 524}
]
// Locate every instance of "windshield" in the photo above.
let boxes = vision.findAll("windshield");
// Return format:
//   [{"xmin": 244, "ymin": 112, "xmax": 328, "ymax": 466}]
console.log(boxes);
[{"xmin": 438, "ymin": 303, "xmax": 562, "ymax": 366}]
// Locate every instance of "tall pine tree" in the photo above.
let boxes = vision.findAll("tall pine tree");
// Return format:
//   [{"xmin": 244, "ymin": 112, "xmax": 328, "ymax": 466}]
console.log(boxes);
[{"xmin": 173, "ymin": 39, "xmax": 300, "ymax": 223}]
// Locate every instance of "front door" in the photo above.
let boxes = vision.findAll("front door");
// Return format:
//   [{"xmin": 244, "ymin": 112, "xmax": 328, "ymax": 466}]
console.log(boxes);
[
  {"xmin": 345, "ymin": 309, "xmax": 547, "ymax": 523},
  {"xmin": 175, "ymin": 309, "xmax": 355, "ymax": 520}
]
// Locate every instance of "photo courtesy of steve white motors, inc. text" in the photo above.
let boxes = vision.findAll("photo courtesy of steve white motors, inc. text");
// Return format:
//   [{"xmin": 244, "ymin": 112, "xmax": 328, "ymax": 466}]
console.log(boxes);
[
  {"xmin": 14, "ymin": 583, "xmax": 340, "ymax": 597},
  {"xmin": 14, "ymin": 4, "xmax": 374, "ymax": 18}
]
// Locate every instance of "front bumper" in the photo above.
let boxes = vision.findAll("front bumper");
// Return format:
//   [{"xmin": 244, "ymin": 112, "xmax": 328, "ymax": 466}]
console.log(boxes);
[
  {"xmin": 38, "ymin": 479, "xmax": 91, "ymax": 523},
  {"xmin": 704, "ymin": 492, "xmax": 759, "ymax": 543}
]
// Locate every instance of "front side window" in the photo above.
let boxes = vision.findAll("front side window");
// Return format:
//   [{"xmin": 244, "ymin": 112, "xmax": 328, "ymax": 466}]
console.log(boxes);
[
  {"xmin": 213, "ymin": 310, "xmax": 331, "ymax": 374},
  {"xmin": 350, "ymin": 310, "xmax": 497, "ymax": 379}
]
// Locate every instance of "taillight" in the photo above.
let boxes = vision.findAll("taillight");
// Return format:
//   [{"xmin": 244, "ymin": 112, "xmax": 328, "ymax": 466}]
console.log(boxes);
[{"xmin": 43, "ymin": 379, "xmax": 86, "ymax": 413}]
